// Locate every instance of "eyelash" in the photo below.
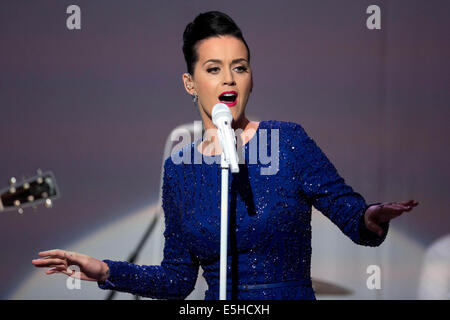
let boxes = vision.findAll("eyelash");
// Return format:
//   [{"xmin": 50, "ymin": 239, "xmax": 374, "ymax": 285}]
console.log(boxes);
[{"xmin": 207, "ymin": 66, "xmax": 248, "ymax": 73}]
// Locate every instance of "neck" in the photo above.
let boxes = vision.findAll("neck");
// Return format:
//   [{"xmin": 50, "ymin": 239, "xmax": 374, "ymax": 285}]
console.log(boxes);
[
  {"xmin": 200, "ymin": 110, "xmax": 249, "ymax": 132},
  {"xmin": 198, "ymin": 106, "xmax": 253, "ymax": 155}
]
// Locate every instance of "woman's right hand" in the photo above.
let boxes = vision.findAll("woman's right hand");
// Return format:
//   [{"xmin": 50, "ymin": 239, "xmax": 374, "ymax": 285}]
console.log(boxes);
[{"xmin": 32, "ymin": 249, "xmax": 110, "ymax": 282}]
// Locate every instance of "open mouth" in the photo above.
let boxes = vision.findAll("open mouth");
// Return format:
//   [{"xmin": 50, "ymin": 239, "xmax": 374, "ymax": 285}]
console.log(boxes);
[{"xmin": 218, "ymin": 91, "xmax": 238, "ymax": 106}]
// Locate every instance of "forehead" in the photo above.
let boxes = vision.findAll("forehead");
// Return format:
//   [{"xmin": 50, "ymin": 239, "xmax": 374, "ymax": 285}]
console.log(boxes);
[{"xmin": 196, "ymin": 35, "xmax": 248, "ymax": 62}]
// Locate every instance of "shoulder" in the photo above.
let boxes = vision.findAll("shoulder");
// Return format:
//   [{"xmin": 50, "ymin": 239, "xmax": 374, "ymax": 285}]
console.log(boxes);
[
  {"xmin": 262, "ymin": 119, "xmax": 305, "ymax": 131},
  {"xmin": 164, "ymin": 138, "xmax": 197, "ymax": 167},
  {"xmin": 163, "ymin": 149, "xmax": 184, "ymax": 178},
  {"xmin": 262, "ymin": 120, "xmax": 310, "ymax": 140}
]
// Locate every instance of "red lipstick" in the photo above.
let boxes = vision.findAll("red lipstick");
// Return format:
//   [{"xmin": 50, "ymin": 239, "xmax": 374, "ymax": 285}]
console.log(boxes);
[{"xmin": 218, "ymin": 91, "xmax": 238, "ymax": 107}]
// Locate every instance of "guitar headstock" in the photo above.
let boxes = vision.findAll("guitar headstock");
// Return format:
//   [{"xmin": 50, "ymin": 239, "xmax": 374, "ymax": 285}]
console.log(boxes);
[{"xmin": 0, "ymin": 169, "xmax": 59, "ymax": 214}]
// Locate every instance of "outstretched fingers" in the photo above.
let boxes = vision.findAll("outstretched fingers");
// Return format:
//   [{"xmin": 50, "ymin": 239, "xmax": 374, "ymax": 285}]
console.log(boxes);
[
  {"xmin": 398, "ymin": 200, "xmax": 419, "ymax": 211},
  {"xmin": 375, "ymin": 200, "xmax": 419, "ymax": 222},
  {"xmin": 33, "ymin": 249, "xmax": 83, "ymax": 274},
  {"xmin": 37, "ymin": 249, "xmax": 67, "ymax": 260},
  {"xmin": 47, "ymin": 267, "xmax": 77, "ymax": 276},
  {"xmin": 35, "ymin": 249, "xmax": 84, "ymax": 265},
  {"xmin": 33, "ymin": 249, "xmax": 68, "ymax": 269},
  {"xmin": 32, "ymin": 257, "xmax": 68, "ymax": 268}
]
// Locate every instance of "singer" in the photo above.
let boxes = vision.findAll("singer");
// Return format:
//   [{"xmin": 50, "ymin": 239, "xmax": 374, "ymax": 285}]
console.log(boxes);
[{"xmin": 32, "ymin": 11, "xmax": 419, "ymax": 300}]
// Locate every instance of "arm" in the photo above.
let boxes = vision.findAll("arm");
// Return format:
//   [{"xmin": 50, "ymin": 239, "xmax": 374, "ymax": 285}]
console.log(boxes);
[
  {"xmin": 98, "ymin": 158, "xmax": 199, "ymax": 299},
  {"xmin": 291, "ymin": 123, "xmax": 388, "ymax": 247}
]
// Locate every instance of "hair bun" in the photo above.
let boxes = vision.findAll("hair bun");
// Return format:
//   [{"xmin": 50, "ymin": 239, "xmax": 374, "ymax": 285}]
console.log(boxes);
[{"xmin": 182, "ymin": 11, "xmax": 250, "ymax": 75}]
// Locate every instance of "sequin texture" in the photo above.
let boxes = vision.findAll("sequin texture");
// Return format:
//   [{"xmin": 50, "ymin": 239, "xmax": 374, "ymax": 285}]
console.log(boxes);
[{"xmin": 97, "ymin": 120, "xmax": 389, "ymax": 299}]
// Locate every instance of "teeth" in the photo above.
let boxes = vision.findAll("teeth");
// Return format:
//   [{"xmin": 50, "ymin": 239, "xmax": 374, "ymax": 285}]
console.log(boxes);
[{"xmin": 219, "ymin": 92, "xmax": 237, "ymax": 102}]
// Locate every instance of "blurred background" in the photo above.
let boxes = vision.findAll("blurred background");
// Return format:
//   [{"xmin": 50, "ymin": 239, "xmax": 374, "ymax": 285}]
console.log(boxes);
[{"xmin": 1, "ymin": 0, "xmax": 448, "ymax": 299}]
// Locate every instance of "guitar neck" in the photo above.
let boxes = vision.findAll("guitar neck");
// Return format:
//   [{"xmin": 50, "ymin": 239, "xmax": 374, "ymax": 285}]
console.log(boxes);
[{"xmin": 0, "ymin": 171, "xmax": 59, "ymax": 213}]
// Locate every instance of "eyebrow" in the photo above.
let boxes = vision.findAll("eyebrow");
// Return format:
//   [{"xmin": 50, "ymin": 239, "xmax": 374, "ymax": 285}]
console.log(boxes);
[{"xmin": 202, "ymin": 58, "xmax": 248, "ymax": 66}]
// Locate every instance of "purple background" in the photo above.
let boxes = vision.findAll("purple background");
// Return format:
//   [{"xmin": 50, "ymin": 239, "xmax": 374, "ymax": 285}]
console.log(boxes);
[{"xmin": 0, "ymin": 0, "xmax": 449, "ymax": 298}]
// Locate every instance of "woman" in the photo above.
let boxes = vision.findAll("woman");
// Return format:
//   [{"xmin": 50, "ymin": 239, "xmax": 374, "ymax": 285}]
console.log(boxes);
[{"xmin": 32, "ymin": 11, "xmax": 419, "ymax": 300}]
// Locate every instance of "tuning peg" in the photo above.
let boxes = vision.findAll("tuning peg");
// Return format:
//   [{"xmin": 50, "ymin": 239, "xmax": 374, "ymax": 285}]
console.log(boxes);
[
  {"xmin": 14, "ymin": 199, "xmax": 23, "ymax": 214},
  {"xmin": 9, "ymin": 177, "xmax": 16, "ymax": 185},
  {"xmin": 9, "ymin": 177, "xmax": 16, "ymax": 192},
  {"xmin": 36, "ymin": 169, "xmax": 43, "ymax": 184},
  {"xmin": 44, "ymin": 199, "xmax": 53, "ymax": 208}
]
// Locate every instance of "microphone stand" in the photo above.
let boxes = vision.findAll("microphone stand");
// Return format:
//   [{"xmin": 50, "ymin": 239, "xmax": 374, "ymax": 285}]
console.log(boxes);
[
  {"xmin": 219, "ymin": 152, "xmax": 230, "ymax": 300},
  {"xmin": 217, "ymin": 129, "xmax": 239, "ymax": 300}
]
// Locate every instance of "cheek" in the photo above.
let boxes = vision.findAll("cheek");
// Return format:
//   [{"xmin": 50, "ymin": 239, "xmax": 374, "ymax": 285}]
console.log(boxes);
[
  {"xmin": 239, "ymin": 76, "xmax": 252, "ymax": 92},
  {"xmin": 239, "ymin": 84, "xmax": 252, "ymax": 99},
  {"xmin": 199, "ymin": 81, "xmax": 218, "ymax": 99}
]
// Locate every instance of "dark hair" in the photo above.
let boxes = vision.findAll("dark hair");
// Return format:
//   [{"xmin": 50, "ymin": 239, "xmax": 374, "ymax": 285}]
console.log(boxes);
[{"xmin": 182, "ymin": 11, "xmax": 251, "ymax": 76}]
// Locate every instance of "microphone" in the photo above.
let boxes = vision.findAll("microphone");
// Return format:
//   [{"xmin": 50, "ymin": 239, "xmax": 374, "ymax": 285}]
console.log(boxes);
[{"xmin": 212, "ymin": 103, "xmax": 240, "ymax": 173}]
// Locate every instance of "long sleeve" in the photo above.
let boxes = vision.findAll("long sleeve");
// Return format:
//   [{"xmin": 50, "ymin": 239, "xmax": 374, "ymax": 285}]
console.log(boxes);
[
  {"xmin": 291, "ymin": 123, "xmax": 388, "ymax": 247},
  {"xmin": 97, "ymin": 157, "xmax": 199, "ymax": 299}
]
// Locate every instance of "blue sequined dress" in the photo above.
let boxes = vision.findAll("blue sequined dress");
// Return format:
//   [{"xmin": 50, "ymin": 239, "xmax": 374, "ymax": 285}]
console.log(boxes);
[{"xmin": 98, "ymin": 120, "xmax": 388, "ymax": 300}]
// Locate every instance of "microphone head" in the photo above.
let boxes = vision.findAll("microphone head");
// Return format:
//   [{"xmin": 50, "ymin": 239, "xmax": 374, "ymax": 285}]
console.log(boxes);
[{"xmin": 212, "ymin": 103, "xmax": 232, "ymax": 127}]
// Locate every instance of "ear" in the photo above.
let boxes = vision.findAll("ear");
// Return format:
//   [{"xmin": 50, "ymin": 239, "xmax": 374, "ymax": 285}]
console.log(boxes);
[{"xmin": 182, "ymin": 73, "xmax": 195, "ymax": 95}]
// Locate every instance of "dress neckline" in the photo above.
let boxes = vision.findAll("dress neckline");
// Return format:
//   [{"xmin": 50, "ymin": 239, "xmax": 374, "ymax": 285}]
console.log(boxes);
[{"xmin": 194, "ymin": 120, "xmax": 264, "ymax": 158}]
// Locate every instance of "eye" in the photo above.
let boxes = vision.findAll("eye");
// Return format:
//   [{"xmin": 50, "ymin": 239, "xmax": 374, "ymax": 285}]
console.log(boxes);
[
  {"xmin": 207, "ymin": 67, "xmax": 220, "ymax": 73},
  {"xmin": 234, "ymin": 66, "xmax": 248, "ymax": 73}
]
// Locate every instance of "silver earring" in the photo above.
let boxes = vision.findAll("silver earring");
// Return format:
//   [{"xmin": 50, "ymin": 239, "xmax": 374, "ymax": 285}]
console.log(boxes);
[{"xmin": 192, "ymin": 94, "xmax": 198, "ymax": 103}]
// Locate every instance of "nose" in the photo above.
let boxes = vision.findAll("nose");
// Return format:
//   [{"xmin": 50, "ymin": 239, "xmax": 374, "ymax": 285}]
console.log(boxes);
[{"xmin": 223, "ymin": 68, "xmax": 236, "ymax": 86}]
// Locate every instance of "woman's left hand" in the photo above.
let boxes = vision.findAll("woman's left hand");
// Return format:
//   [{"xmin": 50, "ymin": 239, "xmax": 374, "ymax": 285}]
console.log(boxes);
[{"xmin": 364, "ymin": 200, "xmax": 419, "ymax": 237}]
